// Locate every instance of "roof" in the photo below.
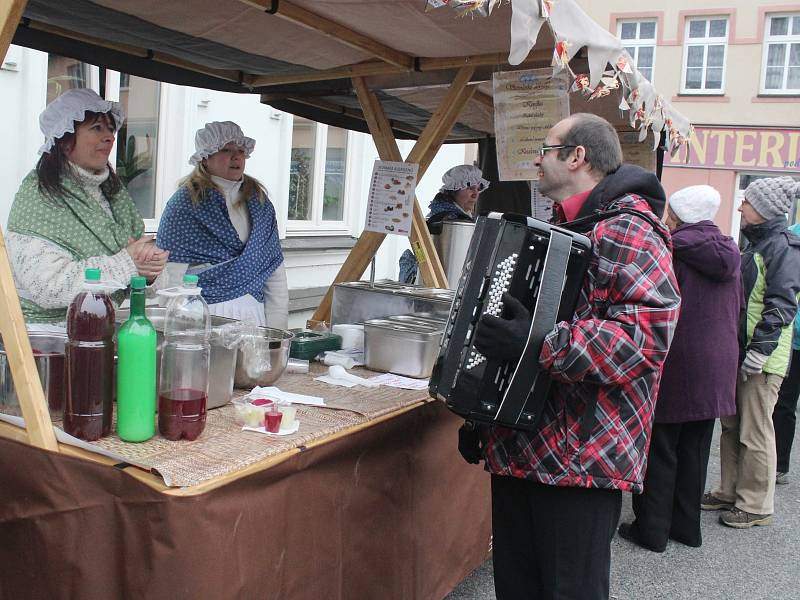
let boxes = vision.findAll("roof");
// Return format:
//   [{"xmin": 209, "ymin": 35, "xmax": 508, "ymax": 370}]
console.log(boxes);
[{"xmin": 12, "ymin": 0, "xmax": 692, "ymax": 146}]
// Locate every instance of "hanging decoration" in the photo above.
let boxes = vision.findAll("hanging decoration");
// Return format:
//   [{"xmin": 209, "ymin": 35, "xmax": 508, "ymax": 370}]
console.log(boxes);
[{"xmin": 425, "ymin": 0, "xmax": 693, "ymax": 155}]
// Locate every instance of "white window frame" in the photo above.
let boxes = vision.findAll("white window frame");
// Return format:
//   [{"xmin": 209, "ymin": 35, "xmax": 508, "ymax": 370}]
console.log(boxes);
[
  {"xmin": 760, "ymin": 12, "xmax": 800, "ymax": 95},
  {"xmin": 680, "ymin": 16, "xmax": 729, "ymax": 94},
  {"xmin": 286, "ymin": 119, "xmax": 353, "ymax": 236},
  {"xmin": 617, "ymin": 19, "xmax": 657, "ymax": 84}
]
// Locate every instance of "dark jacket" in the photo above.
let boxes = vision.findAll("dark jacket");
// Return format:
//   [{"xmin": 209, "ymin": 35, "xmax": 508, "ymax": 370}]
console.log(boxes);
[
  {"xmin": 655, "ymin": 221, "xmax": 741, "ymax": 423},
  {"xmin": 740, "ymin": 216, "xmax": 800, "ymax": 376},
  {"xmin": 482, "ymin": 166, "xmax": 681, "ymax": 493}
]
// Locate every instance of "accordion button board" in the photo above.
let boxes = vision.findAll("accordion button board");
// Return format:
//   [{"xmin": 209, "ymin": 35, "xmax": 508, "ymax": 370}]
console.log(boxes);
[{"xmin": 429, "ymin": 212, "xmax": 592, "ymax": 431}]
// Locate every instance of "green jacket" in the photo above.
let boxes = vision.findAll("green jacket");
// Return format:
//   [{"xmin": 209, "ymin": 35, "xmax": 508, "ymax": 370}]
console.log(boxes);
[
  {"xmin": 740, "ymin": 216, "xmax": 800, "ymax": 376},
  {"xmin": 7, "ymin": 170, "xmax": 143, "ymax": 322}
]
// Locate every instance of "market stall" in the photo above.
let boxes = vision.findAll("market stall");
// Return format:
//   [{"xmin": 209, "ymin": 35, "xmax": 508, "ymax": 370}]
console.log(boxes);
[{"xmin": 0, "ymin": 1, "xmax": 692, "ymax": 598}]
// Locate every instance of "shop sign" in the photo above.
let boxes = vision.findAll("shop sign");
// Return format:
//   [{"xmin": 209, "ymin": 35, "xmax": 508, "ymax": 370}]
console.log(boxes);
[{"xmin": 665, "ymin": 126, "xmax": 800, "ymax": 172}]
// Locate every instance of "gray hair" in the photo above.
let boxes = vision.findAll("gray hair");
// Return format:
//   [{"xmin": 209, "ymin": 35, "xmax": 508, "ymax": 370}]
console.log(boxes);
[{"xmin": 557, "ymin": 113, "xmax": 623, "ymax": 177}]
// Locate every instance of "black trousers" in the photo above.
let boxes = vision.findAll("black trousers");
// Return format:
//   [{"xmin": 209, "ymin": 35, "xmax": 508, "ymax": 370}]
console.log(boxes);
[
  {"xmin": 774, "ymin": 348, "xmax": 800, "ymax": 473},
  {"xmin": 630, "ymin": 420, "xmax": 714, "ymax": 551},
  {"xmin": 491, "ymin": 474, "xmax": 622, "ymax": 600}
]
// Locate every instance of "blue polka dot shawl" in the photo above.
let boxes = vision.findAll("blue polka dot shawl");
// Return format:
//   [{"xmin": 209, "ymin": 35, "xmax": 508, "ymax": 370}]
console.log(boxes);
[{"xmin": 157, "ymin": 187, "xmax": 283, "ymax": 305}]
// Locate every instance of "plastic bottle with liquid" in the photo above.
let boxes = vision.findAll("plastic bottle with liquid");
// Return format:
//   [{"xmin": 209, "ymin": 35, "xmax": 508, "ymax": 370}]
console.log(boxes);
[
  {"xmin": 65, "ymin": 267, "xmax": 115, "ymax": 441},
  {"xmin": 116, "ymin": 276, "xmax": 157, "ymax": 442},
  {"xmin": 158, "ymin": 274, "xmax": 210, "ymax": 441}
]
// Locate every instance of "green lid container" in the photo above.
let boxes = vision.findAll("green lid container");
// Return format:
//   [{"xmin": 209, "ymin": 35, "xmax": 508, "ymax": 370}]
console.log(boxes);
[
  {"xmin": 85, "ymin": 267, "xmax": 101, "ymax": 281},
  {"xmin": 183, "ymin": 274, "xmax": 199, "ymax": 285},
  {"xmin": 130, "ymin": 276, "xmax": 147, "ymax": 289},
  {"xmin": 289, "ymin": 329, "xmax": 342, "ymax": 360}
]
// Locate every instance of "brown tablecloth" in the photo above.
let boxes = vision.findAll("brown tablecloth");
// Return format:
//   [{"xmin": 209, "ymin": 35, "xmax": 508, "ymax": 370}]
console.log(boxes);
[{"xmin": 0, "ymin": 401, "xmax": 493, "ymax": 600}]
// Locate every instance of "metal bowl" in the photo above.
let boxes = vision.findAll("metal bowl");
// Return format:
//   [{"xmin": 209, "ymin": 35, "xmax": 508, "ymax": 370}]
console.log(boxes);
[{"xmin": 234, "ymin": 327, "xmax": 294, "ymax": 388}]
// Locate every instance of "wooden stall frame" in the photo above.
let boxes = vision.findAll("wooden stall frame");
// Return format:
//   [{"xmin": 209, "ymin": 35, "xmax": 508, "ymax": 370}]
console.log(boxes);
[
  {"xmin": 0, "ymin": 0, "xmax": 58, "ymax": 452},
  {"xmin": 309, "ymin": 67, "xmax": 477, "ymax": 325}
]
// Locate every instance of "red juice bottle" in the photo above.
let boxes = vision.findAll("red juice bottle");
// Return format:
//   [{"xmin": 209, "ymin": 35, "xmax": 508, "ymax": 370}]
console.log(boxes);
[
  {"xmin": 158, "ymin": 275, "xmax": 210, "ymax": 441},
  {"xmin": 65, "ymin": 267, "xmax": 115, "ymax": 441}
]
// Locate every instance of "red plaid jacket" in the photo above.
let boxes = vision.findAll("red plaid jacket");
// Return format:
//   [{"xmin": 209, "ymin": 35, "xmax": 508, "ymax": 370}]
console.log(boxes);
[{"xmin": 482, "ymin": 194, "xmax": 680, "ymax": 492}]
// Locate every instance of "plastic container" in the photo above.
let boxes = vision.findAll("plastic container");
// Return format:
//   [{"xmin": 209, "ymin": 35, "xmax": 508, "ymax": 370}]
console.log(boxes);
[
  {"xmin": 65, "ymin": 268, "xmax": 115, "ymax": 441},
  {"xmin": 158, "ymin": 275, "xmax": 210, "ymax": 441},
  {"xmin": 289, "ymin": 329, "xmax": 342, "ymax": 360},
  {"xmin": 232, "ymin": 396, "xmax": 277, "ymax": 427},
  {"xmin": 116, "ymin": 276, "xmax": 157, "ymax": 442}
]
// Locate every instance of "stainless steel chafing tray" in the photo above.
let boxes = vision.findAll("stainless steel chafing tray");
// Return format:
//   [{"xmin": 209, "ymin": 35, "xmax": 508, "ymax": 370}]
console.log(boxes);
[
  {"xmin": 331, "ymin": 281, "xmax": 453, "ymax": 327},
  {"xmin": 363, "ymin": 318, "xmax": 444, "ymax": 379}
]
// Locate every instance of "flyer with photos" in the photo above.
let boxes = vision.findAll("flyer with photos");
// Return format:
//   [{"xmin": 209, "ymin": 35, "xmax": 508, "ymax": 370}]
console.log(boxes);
[{"xmin": 364, "ymin": 160, "xmax": 418, "ymax": 237}]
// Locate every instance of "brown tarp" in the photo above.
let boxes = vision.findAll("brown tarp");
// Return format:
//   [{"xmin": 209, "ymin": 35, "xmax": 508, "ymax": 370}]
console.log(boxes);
[{"xmin": 0, "ymin": 402, "xmax": 491, "ymax": 600}]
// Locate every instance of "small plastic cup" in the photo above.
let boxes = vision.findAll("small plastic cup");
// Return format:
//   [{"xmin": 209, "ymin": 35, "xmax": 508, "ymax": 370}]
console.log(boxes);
[
  {"xmin": 279, "ymin": 404, "xmax": 297, "ymax": 429},
  {"xmin": 264, "ymin": 409, "xmax": 283, "ymax": 433}
]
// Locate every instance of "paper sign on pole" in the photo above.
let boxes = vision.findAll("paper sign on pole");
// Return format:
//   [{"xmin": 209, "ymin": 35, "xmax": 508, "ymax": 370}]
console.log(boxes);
[
  {"xmin": 620, "ymin": 131, "xmax": 657, "ymax": 173},
  {"xmin": 364, "ymin": 160, "xmax": 418, "ymax": 237},
  {"xmin": 493, "ymin": 68, "xmax": 571, "ymax": 181},
  {"xmin": 530, "ymin": 181, "xmax": 554, "ymax": 222}
]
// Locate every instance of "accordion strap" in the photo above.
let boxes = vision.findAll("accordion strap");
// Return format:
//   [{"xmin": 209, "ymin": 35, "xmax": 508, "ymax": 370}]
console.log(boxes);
[{"xmin": 561, "ymin": 206, "xmax": 669, "ymax": 246}]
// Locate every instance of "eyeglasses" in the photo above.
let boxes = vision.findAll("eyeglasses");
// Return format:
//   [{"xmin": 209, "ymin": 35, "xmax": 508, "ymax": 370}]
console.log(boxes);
[{"xmin": 537, "ymin": 144, "xmax": 577, "ymax": 158}]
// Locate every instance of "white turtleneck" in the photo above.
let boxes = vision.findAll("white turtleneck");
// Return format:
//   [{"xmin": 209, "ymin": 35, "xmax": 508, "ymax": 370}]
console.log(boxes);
[
  {"xmin": 211, "ymin": 174, "xmax": 250, "ymax": 242},
  {"xmin": 71, "ymin": 162, "xmax": 113, "ymax": 217}
]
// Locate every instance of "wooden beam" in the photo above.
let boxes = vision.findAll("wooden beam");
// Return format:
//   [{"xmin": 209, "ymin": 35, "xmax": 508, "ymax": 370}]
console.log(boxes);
[
  {"xmin": 25, "ymin": 20, "xmax": 246, "ymax": 83},
  {"xmin": 311, "ymin": 69, "xmax": 475, "ymax": 323},
  {"xmin": 471, "ymin": 89, "xmax": 494, "ymax": 110},
  {"xmin": 0, "ymin": 0, "xmax": 26, "ymax": 57},
  {"xmin": 239, "ymin": 0, "xmax": 414, "ymax": 70}
]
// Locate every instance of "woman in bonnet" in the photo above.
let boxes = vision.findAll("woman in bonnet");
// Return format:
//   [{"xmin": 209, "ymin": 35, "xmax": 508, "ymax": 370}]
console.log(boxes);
[
  {"xmin": 6, "ymin": 88, "xmax": 168, "ymax": 325},
  {"xmin": 157, "ymin": 121, "xmax": 288, "ymax": 328}
]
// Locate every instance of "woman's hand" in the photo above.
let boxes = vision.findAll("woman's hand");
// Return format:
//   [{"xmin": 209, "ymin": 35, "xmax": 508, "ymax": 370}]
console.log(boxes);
[{"xmin": 127, "ymin": 236, "xmax": 169, "ymax": 280}]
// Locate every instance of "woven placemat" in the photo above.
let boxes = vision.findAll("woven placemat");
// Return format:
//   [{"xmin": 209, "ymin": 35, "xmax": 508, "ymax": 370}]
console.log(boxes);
[{"xmin": 89, "ymin": 365, "xmax": 429, "ymax": 487}]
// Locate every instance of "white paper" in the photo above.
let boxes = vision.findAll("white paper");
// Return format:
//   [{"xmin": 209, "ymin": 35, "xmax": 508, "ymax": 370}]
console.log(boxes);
[
  {"xmin": 242, "ymin": 420, "xmax": 301, "ymax": 436},
  {"xmin": 248, "ymin": 387, "xmax": 326, "ymax": 407},
  {"xmin": 364, "ymin": 160, "xmax": 418, "ymax": 236},
  {"xmin": 530, "ymin": 181, "xmax": 554, "ymax": 222},
  {"xmin": 314, "ymin": 375, "xmax": 358, "ymax": 388},
  {"xmin": 367, "ymin": 373, "xmax": 431, "ymax": 390},
  {"xmin": 493, "ymin": 69, "xmax": 571, "ymax": 181}
]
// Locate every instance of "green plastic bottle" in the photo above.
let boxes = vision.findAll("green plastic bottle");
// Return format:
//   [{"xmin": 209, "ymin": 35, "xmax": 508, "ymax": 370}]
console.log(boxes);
[{"xmin": 116, "ymin": 276, "xmax": 157, "ymax": 442}]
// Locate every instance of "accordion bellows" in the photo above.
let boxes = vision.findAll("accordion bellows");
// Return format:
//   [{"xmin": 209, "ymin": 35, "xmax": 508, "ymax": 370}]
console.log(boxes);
[{"xmin": 429, "ymin": 213, "xmax": 591, "ymax": 431}]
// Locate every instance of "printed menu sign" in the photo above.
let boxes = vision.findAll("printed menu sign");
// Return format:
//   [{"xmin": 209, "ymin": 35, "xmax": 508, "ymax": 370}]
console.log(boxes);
[
  {"xmin": 493, "ymin": 68, "xmax": 571, "ymax": 181},
  {"xmin": 365, "ymin": 160, "xmax": 418, "ymax": 237},
  {"xmin": 530, "ymin": 181, "xmax": 554, "ymax": 222},
  {"xmin": 620, "ymin": 131, "xmax": 657, "ymax": 173}
]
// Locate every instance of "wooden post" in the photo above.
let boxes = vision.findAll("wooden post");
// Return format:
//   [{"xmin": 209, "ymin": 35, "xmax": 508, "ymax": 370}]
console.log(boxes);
[
  {"xmin": 0, "ymin": 0, "xmax": 57, "ymax": 451},
  {"xmin": 309, "ymin": 68, "xmax": 475, "ymax": 325}
]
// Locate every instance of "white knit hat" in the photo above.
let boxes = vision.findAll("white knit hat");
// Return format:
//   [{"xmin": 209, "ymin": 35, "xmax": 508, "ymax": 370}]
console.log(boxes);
[
  {"xmin": 439, "ymin": 164, "xmax": 490, "ymax": 193},
  {"xmin": 189, "ymin": 121, "xmax": 255, "ymax": 166},
  {"xmin": 668, "ymin": 185, "xmax": 721, "ymax": 224},
  {"xmin": 38, "ymin": 88, "xmax": 125, "ymax": 155}
]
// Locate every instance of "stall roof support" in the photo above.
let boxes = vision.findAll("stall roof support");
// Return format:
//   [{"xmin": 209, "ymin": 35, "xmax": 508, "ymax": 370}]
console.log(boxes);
[
  {"xmin": 238, "ymin": 0, "xmax": 414, "ymax": 70},
  {"xmin": 310, "ymin": 67, "xmax": 475, "ymax": 325},
  {"xmin": 0, "ymin": 0, "xmax": 58, "ymax": 452}
]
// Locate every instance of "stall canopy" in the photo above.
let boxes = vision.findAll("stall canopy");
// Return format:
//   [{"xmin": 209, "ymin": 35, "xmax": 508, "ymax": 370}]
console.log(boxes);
[{"xmin": 12, "ymin": 0, "xmax": 692, "ymax": 147}]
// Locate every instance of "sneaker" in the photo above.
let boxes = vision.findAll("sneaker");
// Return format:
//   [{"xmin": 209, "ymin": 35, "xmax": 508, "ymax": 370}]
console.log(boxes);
[
  {"xmin": 776, "ymin": 471, "xmax": 789, "ymax": 485},
  {"xmin": 719, "ymin": 507, "xmax": 772, "ymax": 529},
  {"xmin": 701, "ymin": 492, "xmax": 734, "ymax": 511}
]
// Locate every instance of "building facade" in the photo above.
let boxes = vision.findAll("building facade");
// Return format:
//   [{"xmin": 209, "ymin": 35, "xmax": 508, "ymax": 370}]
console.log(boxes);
[{"xmin": 581, "ymin": 0, "xmax": 800, "ymax": 235}]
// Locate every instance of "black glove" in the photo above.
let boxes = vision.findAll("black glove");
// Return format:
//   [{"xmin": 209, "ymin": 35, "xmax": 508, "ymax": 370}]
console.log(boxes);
[
  {"xmin": 458, "ymin": 421, "xmax": 482, "ymax": 464},
  {"xmin": 473, "ymin": 292, "xmax": 532, "ymax": 363}
]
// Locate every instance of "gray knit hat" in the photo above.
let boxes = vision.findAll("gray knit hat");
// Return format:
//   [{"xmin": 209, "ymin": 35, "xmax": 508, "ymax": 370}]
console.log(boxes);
[{"xmin": 744, "ymin": 176, "xmax": 800, "ymax": 219}]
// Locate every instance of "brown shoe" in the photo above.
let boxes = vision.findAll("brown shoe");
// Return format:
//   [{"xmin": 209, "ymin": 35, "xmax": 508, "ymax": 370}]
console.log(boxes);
[
  {"xmin": 701, "ymin": 492, "xmax": 734, "ymax": 511},
  {"xmin": 719, "ymin": 507, "xmax": 773, "ymax": 529}
]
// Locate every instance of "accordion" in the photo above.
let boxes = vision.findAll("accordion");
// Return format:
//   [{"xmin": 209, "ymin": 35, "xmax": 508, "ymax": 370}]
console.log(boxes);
[{"xmin": 429, "ymin": 212, "xmax": 591, "ymax": 431}]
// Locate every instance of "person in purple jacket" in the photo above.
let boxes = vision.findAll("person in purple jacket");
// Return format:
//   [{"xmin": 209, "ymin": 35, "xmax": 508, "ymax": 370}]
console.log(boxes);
[{"xmin": 618, "ymin": 184, "xmax": 742, "ymax": 552}]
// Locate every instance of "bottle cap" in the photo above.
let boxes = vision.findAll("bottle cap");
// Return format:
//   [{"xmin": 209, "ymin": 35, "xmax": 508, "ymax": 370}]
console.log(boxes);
[
  {"xmin": 183, "ymin": 274, "xmax": 199, "ymax": 285},
  {"xmin": 130, "ymin": 276, "xmax": 147, "ymax": 289},
  {"xmin": 85, "ymin": 268, "xmax": 101, "ymax": 281}
]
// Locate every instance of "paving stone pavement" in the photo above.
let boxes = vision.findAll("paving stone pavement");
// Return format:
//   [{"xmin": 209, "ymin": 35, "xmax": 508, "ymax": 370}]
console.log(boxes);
[{"xmin": 446, "ymin": 421, "xmax": 800, "ymax": 600}]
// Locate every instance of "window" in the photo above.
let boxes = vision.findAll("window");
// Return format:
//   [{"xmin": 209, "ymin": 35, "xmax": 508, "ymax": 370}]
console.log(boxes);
[
  {"xmin": 47, "ymin": 55, "xmax": 94, "ymax": 104},
  {"xmin": 618, "ymin": 19, "xmax": 657, "ymax": 83},
  {"xmin": 115, "ymin": 75, "xmax": 161, "ymax": 221},
  {"xmin": 288, "ymin": 116, "xmax": 350, "ymax": 233},
  {"xmin": 761, "ymin": 13, "xmax": 800, "ymax": 94},
  {"xmin": 681, "ymin": 17, "xmax": 728, "ymax": 94}
]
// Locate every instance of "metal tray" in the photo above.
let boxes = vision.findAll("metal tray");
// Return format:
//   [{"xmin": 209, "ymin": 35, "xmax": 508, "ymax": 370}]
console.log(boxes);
[{"xmin": 363, "ymin": 319, "xmax": 443, "ymax": 379}]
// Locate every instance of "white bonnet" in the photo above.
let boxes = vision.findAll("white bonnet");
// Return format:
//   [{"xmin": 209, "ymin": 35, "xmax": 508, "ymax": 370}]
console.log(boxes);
[
  {"xmin": 668, "ymin": 185, "xmax": 721, "ymax": 224},
  {"xmin": 190, "ymin": 121, "xmax": 255, "ymax": 166},
  {"xmin": 38, "ymin": 88, "xmax": 125, "ymax": 155},
  {"xmin": 439, "ymin": 164, "xmax": 490, "ymax": 193}
]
